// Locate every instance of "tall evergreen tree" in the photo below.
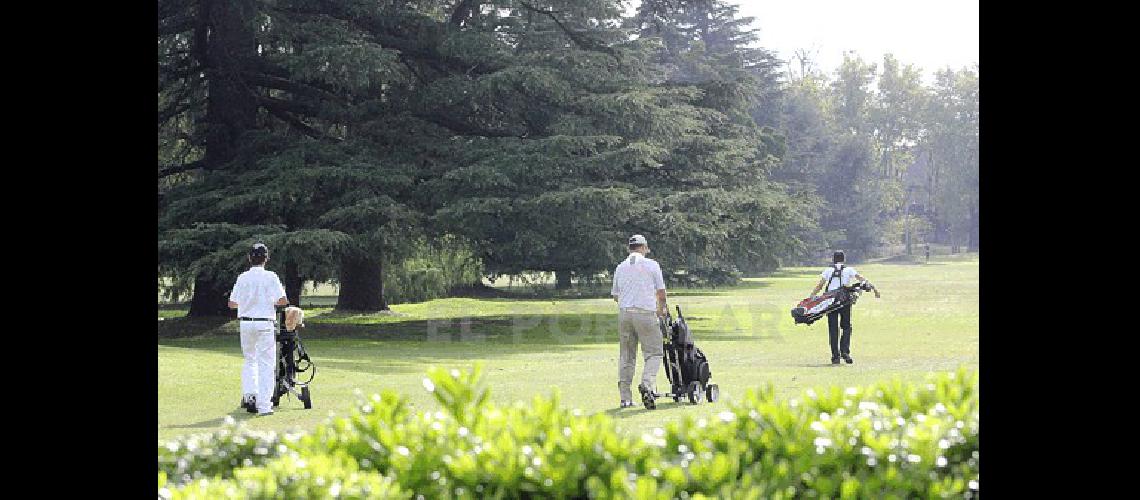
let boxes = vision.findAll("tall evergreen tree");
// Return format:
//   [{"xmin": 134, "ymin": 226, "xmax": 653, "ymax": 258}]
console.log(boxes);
[
  {"xmin": 159, "ymin": 0, "xmax": 419, "ymax": 314},
  {"xmin": 617, "ymin": 0, "xmax": 805, "ymax": 277},
  {"xmin": 160, "ymin": 0, "xmax": 262, "ymax": 315},
  {"xmin": 158, "ymin": 0, "xmax": 838, "ymax": 312}
]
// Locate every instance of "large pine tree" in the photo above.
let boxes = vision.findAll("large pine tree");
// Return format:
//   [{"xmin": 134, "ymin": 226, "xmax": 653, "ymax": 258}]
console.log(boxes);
[
  {"xmin": 624, "ymin": 0, "xmax": 805, "ymax": 278},
  {"xmin": 158, "ymin": 0, "xmax": 815, "ymax": 314},
  {"xmin": 159, "ymin": 0, "xmax": 417, "ymax": 314}
]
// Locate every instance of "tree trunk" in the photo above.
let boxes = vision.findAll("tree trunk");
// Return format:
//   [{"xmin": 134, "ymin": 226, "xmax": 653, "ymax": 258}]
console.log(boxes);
[
  {"xmin": 186, "ymin": 0, "xmax": 259, "ymax": 316},
  {"xmin": 967, "ymin": 207, "xmax": 979, "ymax": 252},
  {"xmin": 555, "ymin": 270, "xmax": 572, "ymax": 290},
  {"xmin": 903, "ymin": 189, "xmax": 912, "ymax": 256},
  {"xmin": 283, "ymin": 260, "xmax": 303, "ymax": 306},
  {"xmin": 337, "ymin": 253, "xmax": 389, "ymax": 311},
  {"xmin": 203, "ymin": 0, "xmax": 258, "ymax": 168},
  {"xmin": 188, "ymin": 275, "xmax": 232, "ymax": 317}
]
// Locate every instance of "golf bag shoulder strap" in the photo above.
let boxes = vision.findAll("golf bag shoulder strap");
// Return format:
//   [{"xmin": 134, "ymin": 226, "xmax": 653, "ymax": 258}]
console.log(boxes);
[{"xmin": 827, "ymin": 264, "xmax": 844, "ymax": 290}]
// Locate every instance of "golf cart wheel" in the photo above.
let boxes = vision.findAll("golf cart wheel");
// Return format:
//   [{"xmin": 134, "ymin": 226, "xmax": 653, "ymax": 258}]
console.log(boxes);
[
  {"xmin": 687, "ymin": 381, "xmax": 704, "ymax": 404},
  {"xmin": 301, "ymin": 386, "xmax": 312, "ymax": 409},
  {"xmin": 705, "ymin": 384, "xmax": 719, "ymax": 403}
]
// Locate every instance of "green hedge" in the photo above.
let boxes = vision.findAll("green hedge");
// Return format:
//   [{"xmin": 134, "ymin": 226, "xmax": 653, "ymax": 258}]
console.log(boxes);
[{"xmin": 159, "ymin": 367, "xmax": 978, "ymax": 499}]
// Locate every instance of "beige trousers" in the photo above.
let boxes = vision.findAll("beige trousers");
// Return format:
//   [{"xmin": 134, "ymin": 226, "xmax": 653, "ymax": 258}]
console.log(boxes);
[{"xmin": 617, "ymin": 308, "xmax": 664, "ymax": 401}]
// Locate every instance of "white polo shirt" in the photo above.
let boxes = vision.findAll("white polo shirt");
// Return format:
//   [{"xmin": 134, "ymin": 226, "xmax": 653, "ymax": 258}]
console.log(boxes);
[
  {"xmin": 611, "ymin": 253, "xmax": 666, "ymax": 311},
  {"xmin": 229, "ymin": 266, "xmax": 287, "ymax": 319},
  {"xmin": 820, "ymin": 264, "xmax": 858, "ymax": 292}
]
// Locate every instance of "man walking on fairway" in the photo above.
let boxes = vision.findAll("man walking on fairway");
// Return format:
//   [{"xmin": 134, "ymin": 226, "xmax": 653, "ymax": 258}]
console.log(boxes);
[
  {"xmin": 611, "ymin": 234, "xmax": 668, "ymax": 408},
  {"xmin": 808, "ymin": 250, "xmax": 879, "ymax": 365},
  {"xmin": 228, "ymin": 243, "xmax": 288, "ymax": 416}
]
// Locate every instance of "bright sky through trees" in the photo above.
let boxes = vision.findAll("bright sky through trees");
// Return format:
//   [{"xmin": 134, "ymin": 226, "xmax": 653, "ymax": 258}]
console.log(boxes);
[{"xmin": 629, "ymin": 0, "xmax": 979, "ymax": 81}]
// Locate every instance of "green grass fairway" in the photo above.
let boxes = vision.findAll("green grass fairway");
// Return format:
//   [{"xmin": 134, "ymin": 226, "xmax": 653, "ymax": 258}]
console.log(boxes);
[{"xmin": 158, "ymin": 254, "xmax": 978, "ymax": 443}]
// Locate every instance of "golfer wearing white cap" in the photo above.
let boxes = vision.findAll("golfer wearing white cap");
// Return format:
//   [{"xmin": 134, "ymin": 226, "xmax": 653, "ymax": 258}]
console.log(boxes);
[{"xmin": 610, "ymin": 234, "xmax": 668, "ymax": 408}]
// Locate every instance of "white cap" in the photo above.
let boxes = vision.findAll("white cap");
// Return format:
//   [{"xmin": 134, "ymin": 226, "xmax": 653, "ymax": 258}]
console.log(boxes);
[{"xmin": 628, "ymin": 234, "xmax": 648, "ymax": 246}]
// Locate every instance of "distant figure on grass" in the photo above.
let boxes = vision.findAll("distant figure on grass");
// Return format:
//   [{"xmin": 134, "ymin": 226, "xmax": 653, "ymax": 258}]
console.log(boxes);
[
  {"xmin": 808, "ymin": 250, "xmax": 878, "ymax": 365},
  {"xmin": 925, "ymin": 243, "xmax": 931, "ymax": 263},
  {"xmin": 610, "ymin": 234, "xmax": 668, "ymax": 408},
  {"xmin": 228, "ymin": 243, "xmax": 288, "ymax": 416}
]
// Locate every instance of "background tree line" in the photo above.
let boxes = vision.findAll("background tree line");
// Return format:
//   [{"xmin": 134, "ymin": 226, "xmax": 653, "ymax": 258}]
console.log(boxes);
[
  {"xmin": 158, "ymin": 0, "xmax": 978, "ymax": 316},
  {"xmin": 772, "ymin": 49, "xmax": 979, "ymax": 263}
]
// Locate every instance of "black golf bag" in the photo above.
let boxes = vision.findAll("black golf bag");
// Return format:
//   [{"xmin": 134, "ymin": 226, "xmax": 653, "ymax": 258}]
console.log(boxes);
[
  {"xmin": 641, "ymin": 305, "xmax": 720, "ymax": 409},
  {"xmin": 272, "ymin": 305, "xmax": 314, "ymax": 409}
]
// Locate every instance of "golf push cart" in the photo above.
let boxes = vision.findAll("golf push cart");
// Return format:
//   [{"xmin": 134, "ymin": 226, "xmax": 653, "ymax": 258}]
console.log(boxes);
[
  {"xmin": 640, "ymin": 305, "xmax": 720, "ymax": 409},
  {"xmin": 272, "ymin": 305, "xmax": 315, "ymax": 409}
]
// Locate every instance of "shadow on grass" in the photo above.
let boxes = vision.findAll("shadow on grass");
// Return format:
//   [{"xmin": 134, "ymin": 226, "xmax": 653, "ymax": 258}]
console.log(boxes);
[
  {"xmin": 452, "ymin": 280, "xmax": 776, "ymax": 300},
  {"xmin": 668, "ymin": 282, "xmax": 774, "ymax": 297},
  {"xmin": 159, "ymin": 310, "xmax": 797, "ymax": 365},
  {"xmin": 312, "ymin": 358, "xmax": 429, "ymax": 376},
  {"xmin": 157, "ymin": 316, "xmax": 234, "ymax": 338},
  {"xmin": 786, "ymin": 363, "xmax": 848, "ymax": 368},
  {"xmin": 163, "ymin": 313, "xmax": 624, "ymax": 342},
  {"xmin": 167, "ymin": 408, "xmax": 253, "ymax": 429},
  {"xmin": 752, "ymin": 269, "xmax": 819, "ymax": 279},
  {"xmin": 875, "ymin": 260, "xmax": 946, "ymax": 266},
  {"xmin": 601, "ymin": 401, "xmax": 698, "ymax": 417},
  {"xmin": 158, "ymin": 318, "xmax": 612, "ymax": 379}
]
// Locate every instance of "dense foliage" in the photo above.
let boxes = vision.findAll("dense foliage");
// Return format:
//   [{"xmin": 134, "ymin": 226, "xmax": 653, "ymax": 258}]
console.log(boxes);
[
  {"xmin": 159, "ymin": 366, "xmax": 979, "ymax": 498},
  {"xmin": 773, "ymin": 51, "xmax": 979, "ymax": 261},
  {"xmin": 158, "ymin": 0, "xmax": 978, "ymax": 311}
]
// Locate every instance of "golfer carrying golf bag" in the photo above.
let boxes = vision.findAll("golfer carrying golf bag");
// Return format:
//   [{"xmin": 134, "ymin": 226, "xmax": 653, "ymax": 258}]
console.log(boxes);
[
  {"xmin": 228, "ymin": 243, "xmax": 288, "ymax": 416},
  {"xmin": 808, "ymin": 250, "xmax": 878, "ymax": 365},
  {"xmin": 610, "ymin": 234, "xmax": 668, "ymax": 408}
]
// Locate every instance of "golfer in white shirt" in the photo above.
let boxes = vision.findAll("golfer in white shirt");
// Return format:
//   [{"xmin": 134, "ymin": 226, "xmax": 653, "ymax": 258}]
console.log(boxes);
[
  {"xmin": 808, "ymin": 250, "xmax": 879, "ymax": 365},
  {"xmin": 610, "ymin": 234, "xmax": 668, "ymax": 408},
  {"xmin": 228, "ymin": 243, "xmax": 288, "ymax": 415}
]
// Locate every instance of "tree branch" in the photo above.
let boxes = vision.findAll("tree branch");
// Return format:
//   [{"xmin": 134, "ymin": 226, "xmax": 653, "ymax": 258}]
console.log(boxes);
[
  {"xmin": 401, "ymin": 59, "xmax": 426, "ymax": 85},
  {"xmin": 517, "ymin": 1, "xmax": 616, "ymax": 57},
  {"xmin": 159, "ymin": 64, "xmax": 205, "ymax": 91},
  {"xmin": 158, "ymin": 159, "xmax": 205, "ymax": 178},
  {"xmin": 410, "ymin": 111, "xmax": 524, "ymax": 138},
  {"xmin": 244, "ymin": 72, "xmax": 348, "ymax": 106},
  {"xmin": 266, "ymin": 2, "xmax": 508, "ymax": 76},
  {"xmin": 257, "ymin": 95, "xmax": 320, "ymax": 117},
  {"xmin": 158, "ymin": 15, "xmax": 196, "ymax": 36},
  {"xmin": 158, "ymin": 95, "xmax": 203, "ymax": 126},
  {"xmin": 260, "ymin": 98, "xmax": 343, "ymax": 143}
]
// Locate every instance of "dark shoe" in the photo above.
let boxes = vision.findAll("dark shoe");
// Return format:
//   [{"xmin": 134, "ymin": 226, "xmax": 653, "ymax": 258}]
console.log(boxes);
[
  {"xmin": 638, "ymin": 383, "xmax": 657, "ymax": 410},
  {"xmin": 831, "ymin": 357, "xmax": 840, "ymax": 365},
  {"xmin": 242, "ymin": 395, "xmax": 257, "ymax": 413},
  {"xmin": 620, "ymin": 400, "xmax": 634, "ymax": 409},
  {"xmin": 842, "ymin": 354, "xmax": 853, "ymax": 364}
]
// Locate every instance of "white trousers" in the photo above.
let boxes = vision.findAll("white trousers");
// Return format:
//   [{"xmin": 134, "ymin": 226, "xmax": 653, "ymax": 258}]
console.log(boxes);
[{"xmin": 240, "ymin": 320, "xmax": 277, "ymax": 412}]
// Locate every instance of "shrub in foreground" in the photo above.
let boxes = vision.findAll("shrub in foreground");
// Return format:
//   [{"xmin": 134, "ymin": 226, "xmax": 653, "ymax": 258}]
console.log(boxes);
[{"xmin": 159, "ymin": 366, "xmax": 978, "ymax": 499}]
